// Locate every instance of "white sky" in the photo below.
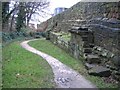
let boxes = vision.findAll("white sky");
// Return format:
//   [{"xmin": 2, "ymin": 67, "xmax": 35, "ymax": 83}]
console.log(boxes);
[
  {"xmin": 30, "ymin": 0, "xmax": 81, "ymax": 25},
  {"xmin": 49, "ymin": 0, "xmax": 81, "ymax": 13}
]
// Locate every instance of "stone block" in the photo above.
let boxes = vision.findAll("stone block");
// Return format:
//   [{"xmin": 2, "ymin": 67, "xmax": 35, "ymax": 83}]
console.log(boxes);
[
  {"xmin": 79, "ymin": 27, "xmax": 88, "ymax": 31},
  {"xmin": 86, "ymin": 54, "xmax": 100, "ymax": 64},
  {"xmin": 113, "ymin": 74, "xmax": 120, "ymax": 81},
  {"xmin": 100, "ymin": 50, "xmax": 108, "ymax": 57},
  {"xmin": 112, "ymin": 70, "xmax": 120, "ymax": 81},
  {"xmin": 97, "ymin": 47, "xmax": 102, "ymax": 52},
  {"xmin": 85, "ymin": 63, "xmax": 97, "ymax": 70},
  {"xmin": 89, "ymin": 44, "xmax": 94, "ymax": 48},
  {"xmin": 112, "ymin": 55, "xmax": 120, "ymax": 67},
  {"xmin": 105, "ymin": 65, "xmax": 118, "ymax": 71},
  {"xmin": 88, "ymin": 66, "xmax": 111, "ymax": 77},
  {"xmin": 78, "ymin": 31, "xmax": 89, "ymax": 36},
  {"xmin": 83, "ymin": 48, "xmax": 92, "ymax": 54},
  {"xmin": 81, "ymin": 35, "xmax": 88, "ymax": 41},
  {"xmin": 82, "ymin": 41, "xmax": 90, "ymax": 48},
  {"xmin": 71, "ymin": 26, "xmax": 81, "ymax": 30},
  {"xmin": 106, "ymin": 52, "xmax": 114, "ymax": 59}
]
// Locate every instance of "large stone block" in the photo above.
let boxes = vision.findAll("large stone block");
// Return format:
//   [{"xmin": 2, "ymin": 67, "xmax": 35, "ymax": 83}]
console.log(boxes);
[
  {"xmin": 86, "ymin": 54, "xmax": 101, "ymax": 64},
  {"xmin": 112, "ymin": 55, "xmax": 120, "ymax": 67},
  {"xmin": 81, "ymin": 35, "xmax": 88, "ymax": 41},
  {"xmin": 113, "ymin": 71, "xmax": 120, "ymax": 81},
  {"xmin": 88, "ymin": 66, "xmax": 111, "ymax": 77},
  {"xmin": 83, "ymin": 48, "xmax": 92, "ymax": 54},
  {"xmin": 78, "ymin": 31, "xmax": 89, "ymax": 36},
  {"xmin": 85, "ymin": 63, "xmax": 97, "ymax": 70},
  {"xmin": 106, "ymin": 52, "xmax": 114, "ymax": 59}
]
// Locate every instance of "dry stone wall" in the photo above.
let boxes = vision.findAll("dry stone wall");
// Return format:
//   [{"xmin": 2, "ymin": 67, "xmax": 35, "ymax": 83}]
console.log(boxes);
[
  {"xmin": 46, "ymin": 2, "xmax": 120, "ymax": 56},
  {"xmin": 44, "ymin": 2, "xmax": 120, "ymax": 81}
]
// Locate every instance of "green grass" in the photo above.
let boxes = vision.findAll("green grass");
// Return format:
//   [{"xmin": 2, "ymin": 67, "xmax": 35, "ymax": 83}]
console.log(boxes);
[
  {"xmin": 52, "ymin": 32, "xmax": 71, "ymax": 42},
  {"xmin": 29, "ymin": 39, "xmax": 118, "ymax": 88},
  {"xmin": 2, "ymin": 41, "xmax": 55, "ymax": 88},
  {"xmin": 61, "ymin": 33, "xmax": 71, "ymax": 42},
  {"xmin": 0, "ymin": 43, "xmax": 2, "ymax": 90}
]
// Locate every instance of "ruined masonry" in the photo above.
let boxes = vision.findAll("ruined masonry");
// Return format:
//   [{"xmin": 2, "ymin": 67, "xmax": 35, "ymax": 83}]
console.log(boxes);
[{"xmin": 43, "ymin": 2, "xmax": 120, "ymax": 81}]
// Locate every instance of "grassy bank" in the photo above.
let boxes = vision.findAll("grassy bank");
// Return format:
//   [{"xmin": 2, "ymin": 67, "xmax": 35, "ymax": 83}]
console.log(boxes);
[
  {"xmin": 0, "ymin": 43, "xmax": 2, "ymax": 90},
  {"xmin": 2, "ymin": 40, "xmax": 55, "ymax": 88},
  {"xmin": 29, "ymin": 39, "xmax": 118, "ymax": 88}
]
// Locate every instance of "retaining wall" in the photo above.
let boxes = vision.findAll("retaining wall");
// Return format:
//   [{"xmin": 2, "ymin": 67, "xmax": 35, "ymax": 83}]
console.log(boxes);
[{"xmin": 46, "ymin": 2, "xmax": 120, "ymax": 56}]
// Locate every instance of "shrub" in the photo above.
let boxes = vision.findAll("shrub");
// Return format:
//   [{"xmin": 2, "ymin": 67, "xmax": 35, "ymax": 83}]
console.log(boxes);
[
  {"xmin": 29, "ymin": 31, "xmax": 35, "ymax": 37},
  {"xmin": 9, "ymin": 33, "xmax": 15, "ymax": 39},
  {"xmin": 41, "ymin": 32, "xmax": 46, "ymax": 37}
]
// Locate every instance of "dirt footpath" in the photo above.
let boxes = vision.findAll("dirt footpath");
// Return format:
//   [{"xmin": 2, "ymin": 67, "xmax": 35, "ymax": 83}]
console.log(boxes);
[{"xmin": 21, "ymin": 39, "xmax": 97, "ymax": 88}]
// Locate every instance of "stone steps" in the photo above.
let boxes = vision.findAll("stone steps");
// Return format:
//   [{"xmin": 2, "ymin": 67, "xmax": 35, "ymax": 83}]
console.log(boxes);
[
  {"xmin": 88, "ymin": 66, "xmax": 111, "ymax": 77},
  {"xmin": 85, "ymin": 63, "xmax": 98, "ymax": 70},
  {"xmin": 83, "ymin": 48, "xmax": 92, "ymax": 54},
  {"xmin": 86, "ymin": 54, "xmax": 101, "ymax": 64}
]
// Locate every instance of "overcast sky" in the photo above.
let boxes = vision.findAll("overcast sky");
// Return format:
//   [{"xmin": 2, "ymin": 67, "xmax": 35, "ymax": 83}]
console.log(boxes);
[
  {"xmin": 30, "ymin": 0, "xmax": 81, "ymax": 26},
  {"xmin": 50, "ymin": 0, "xmax": 81, "ymax": 13}
]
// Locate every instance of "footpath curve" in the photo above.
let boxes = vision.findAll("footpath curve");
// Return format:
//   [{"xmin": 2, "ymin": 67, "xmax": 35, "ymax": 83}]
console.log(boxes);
[{"xmin": 20, "ymin": 39, "xmax": 97, "ymax": 88}]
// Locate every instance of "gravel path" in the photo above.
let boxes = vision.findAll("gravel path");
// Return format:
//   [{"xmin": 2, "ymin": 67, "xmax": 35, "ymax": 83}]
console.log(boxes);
[{"xmin": 20, "ymin": 39, "xmax": 97, "ymax": 88}]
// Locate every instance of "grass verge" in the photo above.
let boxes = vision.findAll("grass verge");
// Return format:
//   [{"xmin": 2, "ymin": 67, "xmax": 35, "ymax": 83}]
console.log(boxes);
[
  {"xmin": 29, "ymin": 39, "xmax": 118, "ymax": 88},
  {"xmin": 2, "ymin": 40, "xmax": 55, "ymax": 88}
]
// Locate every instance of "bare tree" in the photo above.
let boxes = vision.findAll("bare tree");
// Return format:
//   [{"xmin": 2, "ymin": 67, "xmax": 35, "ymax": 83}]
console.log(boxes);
[
  {"xmin": 25, "ymin": 0, "xmax": 50, "ymax": 26},
  {"xmin": 2, "ymin": 0, "xmax": 50, "ymax": 32}
]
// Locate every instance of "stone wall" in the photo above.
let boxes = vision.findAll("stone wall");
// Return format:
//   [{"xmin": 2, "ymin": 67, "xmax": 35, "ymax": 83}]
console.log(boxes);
[
  {"xmin": 44, "ymin": 2, "xmax": 120, "ymax": 81},
  {"xmin": 87, "ymin": 18, "xmax": 120, "ymax": 55},
  {"xmin": 46, "ymin": 2, "xmax": 120, "ymax": 56}
]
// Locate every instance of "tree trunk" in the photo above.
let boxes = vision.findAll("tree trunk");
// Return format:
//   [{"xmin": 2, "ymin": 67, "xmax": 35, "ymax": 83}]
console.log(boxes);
[{"xmin": 9, "ymin": 14, "xmax": 15, "ymax": 32}]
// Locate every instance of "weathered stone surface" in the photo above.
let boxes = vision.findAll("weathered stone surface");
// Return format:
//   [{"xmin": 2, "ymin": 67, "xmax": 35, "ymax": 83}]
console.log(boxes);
[
  {"xmin": 83, "ymin": 48, "xmax": 92, "ymax": 54},
  {"xmin": 88, "ymin": 66, "xmax": 111, "ymax": 77},
  {"xmin": 100, "ymin": 50, "xmax": 108, "ymax": 57},
  {"xmin": 106, "ymin": 52, "xmax": 114, "ymax": 59},
  {"xmin": 113, "ymin": 74, "xmax": 120, "ymax": 81},
  {"xmin": 82, "ymin": 41, "xmax": 90, "ymax": 48},
  {"xmin": 106, "ymin": 65, "xmax": 118, "ymax": 71},
  {"xmin": 112, "ymin": 55, "xmax": 120, "ymax": 67},
  {"xmin": 113, "ymin": 71, "xmax": 120, "ymax": 81},
  {"xmin": 89, "ymin": 44, "xmax": 94, "ymax": 48},
  {"xmin": 78, "ymin": 31, "xmax": 89, "ymax": 36},
  {"xmin": 93, "ymin": 46, "xmax": 100, "ymax": 54},
  {"xmin": 81, "ymin": 35, "xmax": 88, "ymax": 41},
  {"xmin": 83, "ymin": 53, "xmax": 88, "ymax": 59},
  {"xmin": 85, "ymin": 63, "xmax": 97, "ymax": 70},
  {"xmin": 71, "ymin": 26, "xmax": 81, "ymax": 30},
  {"xmin": 86, "ymin": 54, "xmax": 100, "ymax": 64},
  {"xmin": 97, "ymin": 47, "xmax": 102, "ymax": 52}
]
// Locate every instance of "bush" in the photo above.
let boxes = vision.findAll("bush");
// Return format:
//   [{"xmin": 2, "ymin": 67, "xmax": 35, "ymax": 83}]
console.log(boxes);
[
  {"xmin": 2, "ymin": 31, "xmax": 26, "ymax": 42},
  {"xmin": 41, "ymin": 32, "xmax": 46, "ymax": 37},
  {"xmin": 29, "ymin": 31, "xmax": 35, "ymax": 37},
  {"xmin": 2, "ymin": 27, "xmax": 33, "ymax": 43},
  {"xmin": 9, "ymin": 33, "xmax": 15, "ymax": 39},
  {"xmin": 7, "ymin": 34, "xmax": 12, "ymax": 40},
  {"xmin": 18, "ymin": 32, "xmax": 23, "ymax": 36},
  {"xmin": 2, "ymin": 33, "xmax": 9, "ymax": 42},
  {"xmin": 22, "ymin": 32, "xmax": 28, "ymax": 37}
]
